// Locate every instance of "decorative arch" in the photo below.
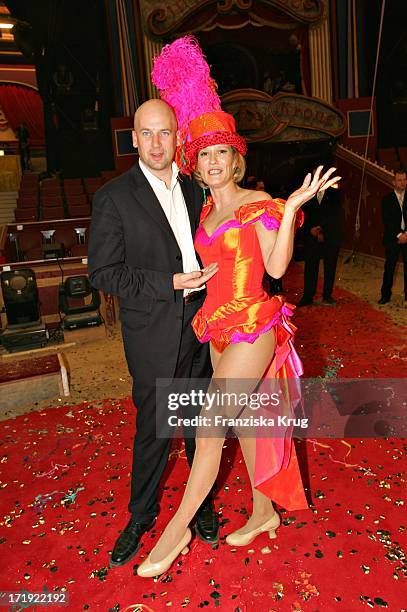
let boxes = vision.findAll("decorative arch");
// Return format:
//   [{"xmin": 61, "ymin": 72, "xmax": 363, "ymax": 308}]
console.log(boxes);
[
  {"xmin": 142, "ymin": 0, "xmax": 325, "ymax": 38},
  {"xmin": 140, "ymin": 0, "xmax": 330, "ymax": 106}
]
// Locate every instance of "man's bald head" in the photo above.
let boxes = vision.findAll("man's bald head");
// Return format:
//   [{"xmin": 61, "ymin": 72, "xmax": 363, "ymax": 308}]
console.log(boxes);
[
  {"xmin": 132, "ymin": 99, "xmax": 178, "ymax": 180},
  {"xmin": 134, "ymin": 99, "xmax": 177, "ymax": 131}
]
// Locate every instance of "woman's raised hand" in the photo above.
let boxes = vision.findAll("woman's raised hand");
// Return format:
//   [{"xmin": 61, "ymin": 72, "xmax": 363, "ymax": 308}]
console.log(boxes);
[{"xmin": 285, "ymin": 166, "xmax": 341, "ymax": 212}]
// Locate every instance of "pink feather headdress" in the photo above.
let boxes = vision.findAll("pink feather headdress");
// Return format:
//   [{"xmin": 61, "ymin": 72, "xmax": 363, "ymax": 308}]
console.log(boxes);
[{"xmin": 152, "ymin": 35, "xmax": 246, "ymax": 174}]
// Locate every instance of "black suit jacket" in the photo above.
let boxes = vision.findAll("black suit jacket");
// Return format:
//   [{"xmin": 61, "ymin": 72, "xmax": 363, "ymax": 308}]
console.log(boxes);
[
  {"xmin": 88, "ymin": 163, "xmax": 203, "ymax": 380},
  {"xmin": 381, "ymin": 191, "xmax": 407, "ymax": 246},
  {"xmin": 301, "ymin": 187, "xmax": 342, "ymax": 247}
]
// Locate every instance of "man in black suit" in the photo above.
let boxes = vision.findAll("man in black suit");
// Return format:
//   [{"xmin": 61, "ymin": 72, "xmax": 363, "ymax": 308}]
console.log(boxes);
[
  {"xmin": 378, "ymin": 169, "xmax": 407, "ymax": 304},
  {"xmin": 88, "ymin": 99, "xmax": 219, "ymax": 568},
  {"xmin": 297, "ymin": 170, "xmax": 342, "ymax": 307}
]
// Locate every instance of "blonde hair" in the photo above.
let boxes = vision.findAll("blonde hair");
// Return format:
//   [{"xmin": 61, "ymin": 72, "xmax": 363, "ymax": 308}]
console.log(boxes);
[{"xmin": 193, "ymin": 148, "xmax": 246, "ymax": 188}]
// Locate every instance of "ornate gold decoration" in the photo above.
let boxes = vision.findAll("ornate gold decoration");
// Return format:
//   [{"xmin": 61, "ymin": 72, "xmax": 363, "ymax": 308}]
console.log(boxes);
[
  {"xmin": 221, "ymin": 89, "xmax": 345, "ymax": 143},
  {"xmin": 222, "ymin": 89, "xmax": 286, "ymax": 142},
  {"xmin": 142, "ymin": 0, "xmax": 325, "ymax": 38},
  {"xmin": 271, "ymin": 93, "xmax": 344, "ymax": 136},
  {"xmin": 217, "ymin": 0, "xmax": 253, "ymax": 14}
]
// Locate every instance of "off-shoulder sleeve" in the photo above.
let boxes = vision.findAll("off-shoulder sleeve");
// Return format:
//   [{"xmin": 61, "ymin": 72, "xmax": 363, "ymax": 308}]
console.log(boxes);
[
  {"xmin": 199, "ymin": 202, "xmax": 214, "ymax": 224},
  {"xmin": 236, "ymin": 199, "xmax": 304, "ymax": 231}
]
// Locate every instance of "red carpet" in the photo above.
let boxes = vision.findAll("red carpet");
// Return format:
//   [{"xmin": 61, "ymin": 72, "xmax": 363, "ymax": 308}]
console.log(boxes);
[{"xmin": 1, "ymin": 265, "xmax": 406, "ymax": 611}]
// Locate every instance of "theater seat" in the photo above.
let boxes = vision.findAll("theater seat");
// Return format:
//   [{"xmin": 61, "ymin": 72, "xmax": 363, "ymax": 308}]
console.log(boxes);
[
  {"xmin": 84, "ymin": 178, "xmax": 104, "ymax": 192},
  {"xmin": 20, "ymin": 175, "xmax": 39, "ymax": 187},
  {"xmin": 15, "ymin": 208, "xmax": 38, "ymax": 222},
  {"xmin": 69, "ymin": 204, "xmax": 91, "ymax": 217},
  {"xmin": 17, "ymin": 196, "xmax": 38, "ymax": 208},
  {"xmin": 41, "ymin": 188, "xmax": 62, "ymax": 198},
  {"xmin": 64, "ymin": 179, "xmax": 85, "ymax": 196},
  {"xmin": 64, "ymin": 178, "xmax": 83, "ymax": 187},
  {"xmin": 86, "ymin": 187, "xmax": 101, "ymax": 198},
  {"xmin": 42, "ymin": 206, "xmax": 65, "ymax": 220},
  {"xmin": 66, "ymin": 194, "xmax": 88, "ymax": 206},
  {"xmin": 41, "ymin": 177, "xmax": 59, "ymax": 187},
  {"xmin": 42, "ymin": 194, "xmax": 64, "ymax": 206},
  {"xmin": 19, "ymin": 187, "xmax": 38, "ymax": 197},
  {"xmin": 64, "ymin": 186, "xmax": 85, "ymax": 196}
]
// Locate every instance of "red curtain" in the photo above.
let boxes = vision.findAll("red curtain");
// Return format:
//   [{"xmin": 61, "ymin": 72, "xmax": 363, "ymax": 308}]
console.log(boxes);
[{"xmin": 0, "ymin": 84, "xmax": 45, "ymax": 144}]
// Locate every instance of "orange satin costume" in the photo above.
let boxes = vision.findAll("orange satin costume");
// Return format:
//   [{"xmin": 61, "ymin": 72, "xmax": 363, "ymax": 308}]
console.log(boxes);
[{"xmin": 192, "ymin": 196, "xmax": 308, "ymax": 511}]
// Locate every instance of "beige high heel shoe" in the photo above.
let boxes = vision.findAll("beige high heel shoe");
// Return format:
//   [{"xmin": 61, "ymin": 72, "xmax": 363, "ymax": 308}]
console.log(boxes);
[
  {"xmin": 225, "ymin": 512, "xmax": 280, "ymax": 546},
  {"xmin": 137, "ymin": 528, "xmax": 191, "ymax": 578}
]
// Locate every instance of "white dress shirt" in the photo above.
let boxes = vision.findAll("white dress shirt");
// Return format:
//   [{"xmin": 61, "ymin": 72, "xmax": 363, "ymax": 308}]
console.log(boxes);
[
  {"xmin": 139, "ymin": 160, "xmax": 201, "ymax": 295},
  {"xmin": 395, "ymin": 189, "xmax": 405, "ymax": 232}
]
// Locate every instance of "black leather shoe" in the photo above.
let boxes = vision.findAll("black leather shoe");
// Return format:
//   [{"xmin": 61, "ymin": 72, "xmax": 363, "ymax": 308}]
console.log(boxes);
[
  {"xmin": 378, "ymin": 297, "xmax": 390, "ymax": 304},
  {"xmin": 195, "ymin": 500, "xmax": 219, "ymax": 544},
  {"xmin": 296, "ymin": 298, "xmax": 314, "ymax": 307},
  {"xmin": 322, "ymin": 296, "xmax": 337, "ymax": 305},
  {"xmin": 109, "ymin": 517, "xmax": 155, "ymax": 567}
]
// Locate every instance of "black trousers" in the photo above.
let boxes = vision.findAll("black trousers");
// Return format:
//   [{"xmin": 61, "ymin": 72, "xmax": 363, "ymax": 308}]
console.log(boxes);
[
  {"xmin": 121, "ymin": 297, "xmax": 211, "ymax": 523},
  {"xmin": 381, "ymin": 243, "xmax": 407, "ymax": 299},
  {"xmin": 303, "ymin": 241, "xmax": 340, "ymax": 301}
]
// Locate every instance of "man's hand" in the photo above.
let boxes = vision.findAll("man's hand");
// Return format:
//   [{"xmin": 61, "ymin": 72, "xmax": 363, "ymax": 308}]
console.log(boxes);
[
  {"xmin": 173, "ymin": 263, "xmax": 218, "ymax": 290},
  {"xmin": 398, "ymin": 233, "xmax": 407, "ymax": 244}
]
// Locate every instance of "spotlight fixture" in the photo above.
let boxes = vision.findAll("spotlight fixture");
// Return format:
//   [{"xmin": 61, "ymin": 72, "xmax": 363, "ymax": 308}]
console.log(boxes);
[
  {"xmin": 1, "ymin": 268, "xmax": 40, "ymax": 327},
  {"xmin": 58, "ymin": 275, "xmax": 102, "ymax": 330},
  {"xmin": 0, "ymin": 268, "xmax": 48, "ymax": 352}
]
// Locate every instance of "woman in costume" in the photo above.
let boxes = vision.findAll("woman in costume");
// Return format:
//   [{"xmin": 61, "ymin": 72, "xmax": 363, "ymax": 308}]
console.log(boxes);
[{"xmin": 137, "ymin": 37, "xmax": 340, "ymax": 578}]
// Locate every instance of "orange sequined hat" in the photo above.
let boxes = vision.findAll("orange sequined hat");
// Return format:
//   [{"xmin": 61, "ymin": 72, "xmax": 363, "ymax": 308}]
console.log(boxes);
[
  {"xmin": 184, "ymin": 111, "xmax": 247, "ymax": 173},
  {"xmin": 152, "ymin": 36, "xmax": 246, "ymax": 175}
]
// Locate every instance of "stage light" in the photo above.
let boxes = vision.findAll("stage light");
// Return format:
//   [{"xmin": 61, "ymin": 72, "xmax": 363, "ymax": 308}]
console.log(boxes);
[
  {"xmin": 58, "ymin": 275, "xmax": 102, "ymax": 330},
  {"xmin": 0, "ymin": 268, "xmax": 49, "ymax": 351},
  {"xmin": 1, "ymin": 268, "xmax": 40, "ymax": 328},
  {"xmin": 0, "ymin": 23, "xmax": 13, "ymax": 29}
]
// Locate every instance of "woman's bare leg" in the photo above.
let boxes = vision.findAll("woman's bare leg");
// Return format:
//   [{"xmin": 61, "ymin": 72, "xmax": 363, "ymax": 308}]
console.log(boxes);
[
  {"xmin": 147, "ymin": 330, "xmax": 275, "ymax": 562},
  {"xmin": 237, "ymin": 437, "xmax": 276, "ymax": 533},
  {"xmin": 213, "ymin": 336, "xmax": 276, "ymax": 533}
]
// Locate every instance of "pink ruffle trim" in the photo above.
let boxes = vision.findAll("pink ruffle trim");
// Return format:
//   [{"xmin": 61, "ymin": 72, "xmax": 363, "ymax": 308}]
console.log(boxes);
[{"xmin": 197, "ymin": 209, "xmax": 280, "ymax": 246}]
